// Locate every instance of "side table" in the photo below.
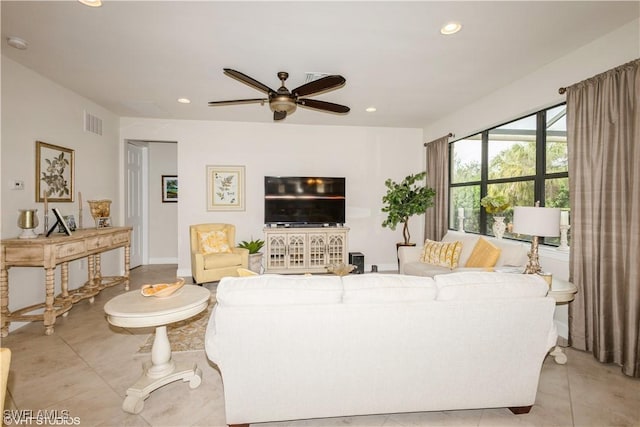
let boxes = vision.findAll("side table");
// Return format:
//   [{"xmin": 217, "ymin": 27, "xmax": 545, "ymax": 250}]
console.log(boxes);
[
  {"xmin": 547, "ymin": 277, "xmax": 578, "ymax": 364},
  {"xmin": 104, "ymin": 285, "xmax": 211, "ymax": 414}
]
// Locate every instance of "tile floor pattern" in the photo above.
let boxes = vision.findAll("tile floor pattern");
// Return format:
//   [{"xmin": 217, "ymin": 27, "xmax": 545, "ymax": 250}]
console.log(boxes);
[{"xmin": 2, "ymin": 265, "xmax": 639, "ymax": 427}]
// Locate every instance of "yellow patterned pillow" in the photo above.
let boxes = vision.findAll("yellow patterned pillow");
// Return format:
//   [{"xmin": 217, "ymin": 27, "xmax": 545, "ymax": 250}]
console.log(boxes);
[
  {"xmin": 198, "ymin": 230, "xmax": 232, "ymax": 254},
  {"xmin": 420, "ymin": 240, "xmax": 463, "ymax": 269},
  {"xmin": 465, "ymin": 237, "xmax": 502, "ymax": 268}
]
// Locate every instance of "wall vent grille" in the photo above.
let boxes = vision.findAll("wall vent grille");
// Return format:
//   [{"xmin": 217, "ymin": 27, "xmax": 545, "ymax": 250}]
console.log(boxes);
[{"xmin": 84, "ymin": 111, "xmax": 103, "ymax": 135}]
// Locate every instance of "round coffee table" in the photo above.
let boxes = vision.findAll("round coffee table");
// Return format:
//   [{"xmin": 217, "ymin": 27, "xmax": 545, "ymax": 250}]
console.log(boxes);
[{"xmin": 104, "ymin": 284, "xmax": 211, "ymax": 414}]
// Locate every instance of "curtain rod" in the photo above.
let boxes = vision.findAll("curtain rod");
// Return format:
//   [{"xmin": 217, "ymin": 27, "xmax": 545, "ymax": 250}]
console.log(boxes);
[
  {"xmin": 423, "ymin": 133, "xmax": 453, "ymax": 147},
  {"xmin": 558, "ymin": 87, "xmax": 567, "ymax": 95}
]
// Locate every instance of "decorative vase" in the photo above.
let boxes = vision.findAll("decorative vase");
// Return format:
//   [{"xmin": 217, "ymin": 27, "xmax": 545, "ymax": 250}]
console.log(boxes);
[
  {"xmin": 248, "ymin": 253, "xmax": 264, "ymax": 274},
  {"xmin": 492, "ymin": 216, "xmax": 506, "ymax": 240},
  {"xmin": 87, "ymin": 200, "xmax": 111, "ymax": 220}
]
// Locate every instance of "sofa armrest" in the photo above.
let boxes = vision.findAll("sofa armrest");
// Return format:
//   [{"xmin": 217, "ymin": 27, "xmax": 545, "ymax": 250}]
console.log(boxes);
[{"xmin": 398, "ymin": 246, "xmax": 422, "ymax": 274}]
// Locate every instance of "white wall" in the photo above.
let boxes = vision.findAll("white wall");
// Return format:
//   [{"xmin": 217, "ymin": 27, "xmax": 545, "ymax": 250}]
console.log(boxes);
[
  {"xmin": 119, "ymin": 119, "xmax": 424, "ymax": 276},
  {"xmin": 148, "ymin": 141, "xmax": 178, "ymax": 263},
  {"xmin": 1, "ymin": 57, "xmax": 122, "ymax": 331}
]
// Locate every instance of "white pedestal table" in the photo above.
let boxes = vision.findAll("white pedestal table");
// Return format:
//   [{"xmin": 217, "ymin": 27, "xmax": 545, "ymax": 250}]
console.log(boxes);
[
  {"xmin": 547, "ymin": 277, "xmax": 578, "ymax": 364},
  {"xmin": 104, "ymin": 285, "xmax": 211, "ymax": 414}
]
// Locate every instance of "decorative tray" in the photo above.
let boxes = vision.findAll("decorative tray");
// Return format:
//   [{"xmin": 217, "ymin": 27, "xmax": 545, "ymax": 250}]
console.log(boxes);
[{"xmin": 141, "ymin": 277, "xmax": 185, "ymax": 298}]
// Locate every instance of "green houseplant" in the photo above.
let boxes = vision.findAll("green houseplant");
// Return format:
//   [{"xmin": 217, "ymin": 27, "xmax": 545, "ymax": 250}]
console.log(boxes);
[
  {"xmin": 381, "ymin": 172, "xmax": 436, "ymax": 245},
  {"xmin": 238, "ymin": 238, "xmax": 265, "ymax": 273},
  {"xmin": 480, "ymin": 195, "xmax": 511, "ymax": 215}
]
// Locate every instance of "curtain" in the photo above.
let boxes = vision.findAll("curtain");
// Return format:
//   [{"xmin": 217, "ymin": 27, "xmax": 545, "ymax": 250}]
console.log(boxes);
[
  {"xmin": 567, "ymin": 58, "xmax": 640, "ymax": 378},
  {"xmin": 424, "ymin": 135, "xmax": 450, "ymax": 242}
]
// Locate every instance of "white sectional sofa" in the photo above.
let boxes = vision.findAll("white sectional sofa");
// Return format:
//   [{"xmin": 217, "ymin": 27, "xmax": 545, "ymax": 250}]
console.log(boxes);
[
  {"xmin": 205, "ymin": 272, "xmax": 557, "ymax": 426},
  {"xmin": 399, "ymin": 230, "xmax": 530, "ymax": 277}
]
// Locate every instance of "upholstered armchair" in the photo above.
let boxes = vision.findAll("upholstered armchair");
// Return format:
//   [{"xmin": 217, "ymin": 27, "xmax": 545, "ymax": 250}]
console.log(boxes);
[{"xmin": 189, "ymin": 224, "xmax": 249, "ymax": 284}]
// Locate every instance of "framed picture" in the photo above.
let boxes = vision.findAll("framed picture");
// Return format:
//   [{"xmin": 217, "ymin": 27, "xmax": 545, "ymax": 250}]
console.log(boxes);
[
  {"xmin": 58, "ymin": 215, "xmax": 77, "ymax": 232},
  {"xmin": 35, "ymin": 141, "xmax": 74, "ymax": 203},
  {"xmin": 96, "ymin": 217, "xmax": 112, "ymax": 229},
  {"xmin": 206, "ymin": 165, "xmax": 245, "ymax": 211},
  {"xmin": 47, "ymin": 208, "xmax": 72, "ymax": 236},
  {"xmin": 162, "ymin": 175, "xmax": 178, "ymax": 203}
]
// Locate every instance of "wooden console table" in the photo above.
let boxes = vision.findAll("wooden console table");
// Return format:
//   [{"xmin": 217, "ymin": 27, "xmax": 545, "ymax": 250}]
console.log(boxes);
[{"xmin": 1, "ymin": 227, "xmax": 132, "ymax": 336}]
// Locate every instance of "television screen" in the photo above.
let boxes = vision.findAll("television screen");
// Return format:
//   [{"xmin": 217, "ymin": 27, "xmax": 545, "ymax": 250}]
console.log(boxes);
[{"xmin": 265, "ymin": 177, "xmax": 345, "ymax": 226}]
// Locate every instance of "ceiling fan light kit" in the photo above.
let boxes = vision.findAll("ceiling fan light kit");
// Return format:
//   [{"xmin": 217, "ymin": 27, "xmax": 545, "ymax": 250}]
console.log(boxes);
[{"xmin": 208, "ymin": 68, "xmax": 350, "ymax": 121}]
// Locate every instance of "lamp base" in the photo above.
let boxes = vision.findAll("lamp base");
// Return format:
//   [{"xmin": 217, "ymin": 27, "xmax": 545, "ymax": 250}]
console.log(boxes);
[
  {"xmin": 523, "ymin": 236, "xmax": 542, "ymax": 274},
  {"xmin": 19, "ymin": 228, "xmax": 38, "ymax": 239}
]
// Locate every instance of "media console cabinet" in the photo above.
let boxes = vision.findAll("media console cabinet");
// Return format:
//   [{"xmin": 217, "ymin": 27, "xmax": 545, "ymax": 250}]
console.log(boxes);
[
  {"xmin": 0, "ymin": 226, "xmax": 132, "ymax": 336},
  {"xmin": 264, "ymin": 226, "xmax": 349, "ymax": 274}
]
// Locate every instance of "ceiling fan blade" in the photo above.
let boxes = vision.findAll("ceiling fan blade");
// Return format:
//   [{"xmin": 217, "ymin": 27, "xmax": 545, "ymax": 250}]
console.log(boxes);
[
  {"xmin": 292, "ymin": 75, "xmax": 346, "ymax": 97},
  {"xmin": 208, "ymin": 98, "xmax": 267, "ymax": 107},
  {"xmin": 297, "ymin": 99, "xmax": 350, "ymax": 114},
  {"xmin": 274, "ymin": 111, "xmax": 287, "ymax": 121},
  {"xmin": 223, "ymin": 69, "xmax": 275, "ymax": 95}
]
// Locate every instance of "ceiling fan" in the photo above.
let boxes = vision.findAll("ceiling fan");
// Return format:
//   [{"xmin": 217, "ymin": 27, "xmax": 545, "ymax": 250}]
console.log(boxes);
[{"xmin": 208, "ymin": 68, "xmax": 350, "ymax": 121}]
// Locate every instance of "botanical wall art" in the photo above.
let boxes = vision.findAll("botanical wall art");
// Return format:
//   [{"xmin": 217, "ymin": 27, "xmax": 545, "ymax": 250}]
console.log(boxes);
[
  {"xmin": 162, "ymin": 175, "xmax": 178, "ymax": 203},
  {"xmin": 206, "ymin": 165, "xmax": 245, "ymax": 211},
  {"xmin": 35, "ymin": 141, "xmax": 74, "ymax": 202}
]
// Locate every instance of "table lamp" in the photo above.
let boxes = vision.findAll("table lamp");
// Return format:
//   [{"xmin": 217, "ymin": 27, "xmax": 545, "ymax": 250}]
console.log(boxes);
[
  {"xmin": 17, "ymin": 209, "xmax": 39, "ymax": 239},
  {"xmin": 512, "ymin": 204, "xmax": 560, "ymax": 274}
]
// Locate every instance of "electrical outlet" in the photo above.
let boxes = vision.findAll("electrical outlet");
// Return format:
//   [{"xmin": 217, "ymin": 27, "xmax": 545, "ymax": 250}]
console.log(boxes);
[{"xmin": 11, "ymin": 180, "xmax": 24, "ymax": 190}]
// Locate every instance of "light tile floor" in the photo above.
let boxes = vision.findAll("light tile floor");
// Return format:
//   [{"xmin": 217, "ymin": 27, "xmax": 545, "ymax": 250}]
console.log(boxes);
[{"xmin": 2, "ymin": 265, "xmax": 639, "ymax": 427}]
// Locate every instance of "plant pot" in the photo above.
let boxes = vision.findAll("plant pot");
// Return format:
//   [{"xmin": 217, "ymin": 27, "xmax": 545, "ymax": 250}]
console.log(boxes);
[{"xmin": 248, "ymin": 253, "xmax": 264, "ymax": 274}]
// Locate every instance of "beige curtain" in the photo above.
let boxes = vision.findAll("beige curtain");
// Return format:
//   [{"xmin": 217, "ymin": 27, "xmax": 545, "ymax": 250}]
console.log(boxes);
[
  {"xmin": 566, "ymin": 58, "xmax": 640, "ymax": 378},
  {"xmin": 424, "ymin": 135, "xmax": 450, "ymax": 242}
]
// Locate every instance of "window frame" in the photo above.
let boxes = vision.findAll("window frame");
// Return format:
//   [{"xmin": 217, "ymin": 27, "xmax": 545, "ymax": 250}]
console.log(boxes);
[{"xmin": 448, "ymin": 103, "xmax": 568, "ymax": 243}]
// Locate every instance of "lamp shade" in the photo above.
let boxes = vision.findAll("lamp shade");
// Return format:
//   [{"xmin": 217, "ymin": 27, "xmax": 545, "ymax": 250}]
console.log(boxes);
[{"xmin": 512, "ymin": 206, "xmax": 560, "ymax": 237}]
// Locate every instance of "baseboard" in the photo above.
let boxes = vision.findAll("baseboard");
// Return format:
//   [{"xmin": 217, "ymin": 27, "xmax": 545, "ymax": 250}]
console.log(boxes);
[
  {"xmin": 148, "ymin": 257, "xmax": 178, "ymax": 265},
  {"xmin": 177, "ymin": 267, "xmax": 192, "ymax": 278}
]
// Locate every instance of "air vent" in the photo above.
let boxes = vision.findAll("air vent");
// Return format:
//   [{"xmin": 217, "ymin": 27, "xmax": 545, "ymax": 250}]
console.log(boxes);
[
  {"xmin": 84, "ymin": 111, "xmax": 103, "ymax": 135},
  {"xmin": 304, "ymin": 72, "xmax": 330, "ymax": 83}
]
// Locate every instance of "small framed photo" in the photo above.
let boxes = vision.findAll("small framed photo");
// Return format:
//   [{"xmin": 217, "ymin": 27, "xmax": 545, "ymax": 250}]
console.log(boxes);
[
  {"xmin": 48, "ymin": 208, "xmax": 72, "ymax": 236},
  {"xmin": 162, "ymin": 175, "xmax": 178, "ymax": 203},
  {"xmin": 58, "ymin": 215, "xmax": 77, "ymax": 232},
  {"xmin": 96, "ymin": 217, "xmax": 112, "ymax": 229}
]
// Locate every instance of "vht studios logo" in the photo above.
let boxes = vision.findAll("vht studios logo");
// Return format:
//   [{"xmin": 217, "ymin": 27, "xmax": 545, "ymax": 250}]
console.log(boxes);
[{"xmin": 3, "ymin": 410, "xmax": 80, "ymax": 425}]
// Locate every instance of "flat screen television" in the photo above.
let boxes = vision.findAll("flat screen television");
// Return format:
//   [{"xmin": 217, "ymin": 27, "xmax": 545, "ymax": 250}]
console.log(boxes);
[{"xmin": 264, "ymin": 176, "xmax": 345, "ymax": 226}]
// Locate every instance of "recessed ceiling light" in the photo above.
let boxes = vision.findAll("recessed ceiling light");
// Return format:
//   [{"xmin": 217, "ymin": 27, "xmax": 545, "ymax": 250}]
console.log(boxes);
[
  {"xmin": 440, "ymin": 22, "xmax": 462, "ymax": 35},
  {"xmin": 6, "ymin": 36, "xmax": 28, "ymax": 50},
  {"xmin": 177, "ymin": 98, "xmax": 191, "ymax": 104},
  {"xmin": 365, "ymin": 107, "xmax": 377, "ymax": 113},
  {"xmin": 78, "ymin": 0, "xmax": 102, "ymax": 7}
]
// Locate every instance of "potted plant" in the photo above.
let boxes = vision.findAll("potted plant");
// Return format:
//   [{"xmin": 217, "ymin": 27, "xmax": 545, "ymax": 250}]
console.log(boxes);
[
  {"xmin": 381, "ymin": 171, "xmax": 436, "ymax": 245},
  {"xmin": 238, "ymin": 238, "xmax": 265, "ymax": 273},
  {"xmin": 480, "ymin": 195, "xmax": 511, "ymax": 239}
]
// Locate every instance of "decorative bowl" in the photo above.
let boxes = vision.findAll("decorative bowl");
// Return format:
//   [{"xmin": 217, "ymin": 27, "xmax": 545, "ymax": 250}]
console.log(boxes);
[
  {"xmin": 325, "ymin": 263, "xmax": 355, "ymax": 276},
  {"xmin": 141, "ymin": 277, "xmax": 185, "ymax": 298}
]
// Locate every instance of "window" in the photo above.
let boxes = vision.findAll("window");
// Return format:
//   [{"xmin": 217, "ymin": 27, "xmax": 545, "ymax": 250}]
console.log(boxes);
[{"xmin": 449, "ymin": 104, "xmax": 569, "ymax": 245}]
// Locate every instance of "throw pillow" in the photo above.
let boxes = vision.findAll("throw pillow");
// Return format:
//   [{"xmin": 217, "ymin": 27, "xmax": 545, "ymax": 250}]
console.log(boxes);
[
  {"xmin": 465, "ymin": 237, "xmax": 502, "ymax": 268},
  {"xmin": 420, "ymin": 239, "xmax": 463, "ymax": 269},
  {"xmin": 198, "ymin": 230, "xmax": 232, "ymax": 254}
]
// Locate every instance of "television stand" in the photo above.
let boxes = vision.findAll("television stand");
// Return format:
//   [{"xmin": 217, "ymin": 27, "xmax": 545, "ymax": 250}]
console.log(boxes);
[{"xmin": 263, "ymin": 226, "xmax": 349, "ymax": 274}]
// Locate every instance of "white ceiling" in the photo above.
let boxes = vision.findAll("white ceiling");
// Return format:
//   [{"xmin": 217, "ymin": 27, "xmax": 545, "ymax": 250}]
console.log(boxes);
[{"xmin": 2, "ymin": 1, "xmax": 639, "ymax": 128}]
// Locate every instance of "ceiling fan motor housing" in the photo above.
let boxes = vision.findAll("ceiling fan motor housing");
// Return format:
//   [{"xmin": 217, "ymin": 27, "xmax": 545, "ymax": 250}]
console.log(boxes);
[{"xmin": 270, "ymin": 95, "xmax": 297, "ymax": 114}]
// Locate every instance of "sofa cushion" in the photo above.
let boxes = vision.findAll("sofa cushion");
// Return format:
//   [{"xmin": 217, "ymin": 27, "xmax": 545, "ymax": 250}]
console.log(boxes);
[
  {"xmin": 465, "ymin": 237, "xmax": 501, "ymax": 268},
  {"xmin": 342, "ymin": 274, "xmax": 436, "ymax": 303},
  {"xmin": 434, "ymin": 272, "xmax": 549, "ymax": 301},
  {"xmin": 204, "ymin": 252, "xmax": 243, "ymax": 269},
  {"xmin": 216, "ymin": 275, "xmax": 343, "ymax": 306},
  {"xmin": 198, "ymin": 230, "xmax": 232, "ymax": 254},
  {"xmin": 420, "ymin": 240, "xmax": 463, "ymax": 269}
]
